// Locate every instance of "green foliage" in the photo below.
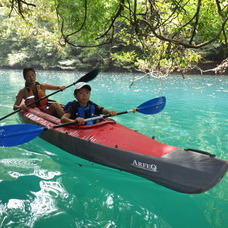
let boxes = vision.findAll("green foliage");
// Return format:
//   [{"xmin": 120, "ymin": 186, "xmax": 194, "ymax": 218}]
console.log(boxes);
[
  {"xmin": 0, "ymin": 0, "xmax": 227, "ymax": 74},
  {"xmin": 54, "ymin": 0, "xmax": 228, "ymax": 74},
  {"xmin": 56, "ymin": 0, "xmax": 122, "ymax": 45}
]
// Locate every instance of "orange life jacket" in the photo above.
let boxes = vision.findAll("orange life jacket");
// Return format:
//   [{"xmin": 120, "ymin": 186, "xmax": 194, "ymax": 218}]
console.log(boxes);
[{"xmin": 24, "ymin": 83, "xmax": 48, "ymax": 110}]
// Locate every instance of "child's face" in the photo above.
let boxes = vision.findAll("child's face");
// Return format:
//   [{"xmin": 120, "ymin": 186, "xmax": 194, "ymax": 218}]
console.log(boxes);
[
  {"xmin": 75, "ymin": 88, "xmax": 91, "ymax": 106},
  {"xmin": 24, "ymin": 70, "xmax": 36, "ymax": 85}
]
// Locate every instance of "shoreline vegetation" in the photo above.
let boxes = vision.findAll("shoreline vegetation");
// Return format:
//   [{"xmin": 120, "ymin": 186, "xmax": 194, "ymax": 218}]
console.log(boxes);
[
  {"xmin": 1, "ymin": 1, "xmax": 227, "ymax": 77},
  {"xmin": 1, "ymin": 60, "xmax": 228, "ymax": 76}
]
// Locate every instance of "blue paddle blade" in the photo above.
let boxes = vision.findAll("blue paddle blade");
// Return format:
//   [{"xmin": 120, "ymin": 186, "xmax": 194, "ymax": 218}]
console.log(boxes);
[
  {"xmin": 136, "ymin": 96, "xmax": 166, "ymax": 114},
  {"xmin": 0, "ymin": 124, "xmax": 45, "ymax": 147}
]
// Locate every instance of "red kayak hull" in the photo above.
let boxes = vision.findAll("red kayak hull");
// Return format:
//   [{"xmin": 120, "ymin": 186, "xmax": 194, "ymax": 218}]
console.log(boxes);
[{"xmin": 18, "ymin": 108, "xmax": 228, "ymax": 194}]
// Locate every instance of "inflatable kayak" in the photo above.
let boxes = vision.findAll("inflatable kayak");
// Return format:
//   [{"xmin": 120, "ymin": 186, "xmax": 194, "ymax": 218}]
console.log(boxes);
[{"xmin": 15, "ymin": 107, "xmax": 227, "ymax": 194}]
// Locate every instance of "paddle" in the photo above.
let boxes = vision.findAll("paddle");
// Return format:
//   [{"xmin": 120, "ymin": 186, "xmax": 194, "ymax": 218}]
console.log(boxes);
[
  {"xmin": 84, "ymin": 96, "xmax": 166, "ymax": 122},
  {"xmin": 0, "ymin": 68, "xmax": 100, "ymax": 122},
  {"xmin": 0, "ymin": 96, "xmax": 166, "ymax": 147}
]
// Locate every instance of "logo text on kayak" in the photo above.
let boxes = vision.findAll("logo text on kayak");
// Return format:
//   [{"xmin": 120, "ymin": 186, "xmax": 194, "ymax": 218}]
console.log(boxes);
[{"xmin": 131, "ymin": 160, "xmax": 158, "ymax": 172}]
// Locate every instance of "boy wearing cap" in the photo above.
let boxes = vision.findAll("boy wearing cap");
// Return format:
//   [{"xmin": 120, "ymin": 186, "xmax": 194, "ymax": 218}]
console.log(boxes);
[{"xmin": 61, "ymin": 82, "xmax": 117, "ymax": 125}]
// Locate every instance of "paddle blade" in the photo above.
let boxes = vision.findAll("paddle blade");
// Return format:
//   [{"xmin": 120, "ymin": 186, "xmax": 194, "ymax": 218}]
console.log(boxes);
[
  {"xmin": 76, "ymin": 68, "xmax": 100, "ymax": 83},
  {"xmin": 0, "ymin": 124, "xmax": 45, "ymax": 147},
  {"xmin": 137, "ymin": 96, "xmax": 166, "ymax": 114}
]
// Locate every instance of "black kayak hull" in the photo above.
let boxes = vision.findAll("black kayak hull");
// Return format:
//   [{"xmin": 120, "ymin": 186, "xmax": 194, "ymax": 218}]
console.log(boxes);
[{"xmin": 19, "ymin": 109, "xmax": 228, "ymax": 194}]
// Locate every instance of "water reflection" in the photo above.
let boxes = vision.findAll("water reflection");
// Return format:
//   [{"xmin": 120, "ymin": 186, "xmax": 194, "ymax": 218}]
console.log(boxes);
[
  {"xmin": 0, "ymin": 178, "xmax": 69, "ymax": 227},
  {"xmin": 59, "ymin": 161, "xmax": 219, "ymax": 228},
  {"xmin": 0, "ymin": 147, "xmax": 70, "ymax": 227}
]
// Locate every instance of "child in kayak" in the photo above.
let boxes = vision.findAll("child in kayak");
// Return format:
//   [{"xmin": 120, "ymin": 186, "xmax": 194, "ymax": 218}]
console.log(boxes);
[
  {"xmin": 61, "ymin": 82, "xmax": 117, "ymax": 125},
  {"xmin": 13, "ymin": 68, "xmax": 66, "ymax": 118}
]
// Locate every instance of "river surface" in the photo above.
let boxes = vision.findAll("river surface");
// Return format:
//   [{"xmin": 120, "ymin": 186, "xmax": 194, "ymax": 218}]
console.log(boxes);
[{"xmin": 0, "ymin": 69, "xmax": 227, "ymax": 227}]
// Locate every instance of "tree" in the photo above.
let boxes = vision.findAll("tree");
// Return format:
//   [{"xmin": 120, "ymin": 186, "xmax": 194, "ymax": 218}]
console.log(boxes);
[{"xmin": 2, "ymin": 0, "xmax": 228, "ymax": 74}]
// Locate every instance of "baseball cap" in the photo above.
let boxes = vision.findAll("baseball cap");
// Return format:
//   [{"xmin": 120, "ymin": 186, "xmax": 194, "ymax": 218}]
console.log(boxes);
[{"xmin": 74, "ymin": 82, "xmax": 91, "ymax": 91}]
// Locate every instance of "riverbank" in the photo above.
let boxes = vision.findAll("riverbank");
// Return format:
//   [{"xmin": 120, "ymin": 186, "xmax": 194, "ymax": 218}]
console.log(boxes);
[{"xmin": 1, "ymin": 60, "xmax": 228, "ymax": 75}]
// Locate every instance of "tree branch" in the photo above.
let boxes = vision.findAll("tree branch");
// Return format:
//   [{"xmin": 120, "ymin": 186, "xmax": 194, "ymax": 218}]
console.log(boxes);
[
  {"xmin": 138, "ymin": 14, "xmax": 228, "ymax": 49},
  {"xmin": 97, "ymin": 0, "xmax": 125, "ymax": 40},
  {"xmin": 9, "ymin": 0, "xmax": 36, "ymax": 18}
]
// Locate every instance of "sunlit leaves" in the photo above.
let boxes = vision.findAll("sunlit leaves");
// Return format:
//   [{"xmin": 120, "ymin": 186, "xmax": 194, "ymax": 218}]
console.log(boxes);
[
  {"xmin": 1, "ymin": 0, "xmax": 228, "ymax": 73},
  {"xmin": 55, "ymin": 0, "xmax": 227, "ymax": 73},
  {"xmin": 56, "ymin": 0, "xmax": 122, "ymax": 45}
]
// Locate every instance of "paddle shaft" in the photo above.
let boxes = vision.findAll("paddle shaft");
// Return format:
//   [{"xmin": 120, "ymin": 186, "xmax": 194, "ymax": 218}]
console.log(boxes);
[
  {"xmin": 46, "ymin": 109, "xmax": 136, "ymax": 130},
  {"xmin": 46, "ymin": 99, "xmax": 159, "ymax": 130},
  {"xmin": 82, "ymin": 110, "xmax": 135, "ymax": 122},
  {"xmin": 0, "ymin": 89, "xmax": 66, "ymax": 121},
  {"xmin": 32, "ymin": 96, "xmax": 164, "ymax": 129},
  {"xmin": 0, "ymin": 97, "xmax": 165, "ymax": 147},
  {"xmin": 26, "ymin": 79, "xmax": 82, "ymax": 106},
  {"xmin": 0, "ymin": 69, "xmax": 99, "ymax": 121},
  {"xmin": 47, "ymin": 95, "xmax": 165, "ymax": 129},
  {"xmin": 0, "ymin": 110, "xmax": 138, "ymax": 147}
]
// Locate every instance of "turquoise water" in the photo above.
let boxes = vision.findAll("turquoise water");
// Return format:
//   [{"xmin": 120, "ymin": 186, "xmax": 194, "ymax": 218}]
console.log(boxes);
[{"xmin": 0, "ymin": 69, "xmax": 227, "ymax": 227}]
